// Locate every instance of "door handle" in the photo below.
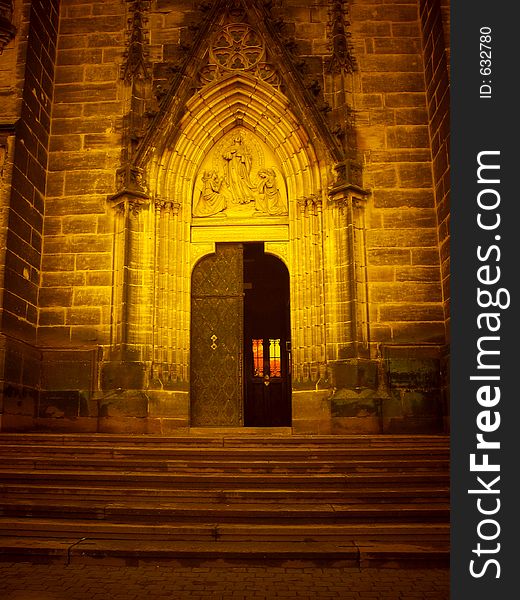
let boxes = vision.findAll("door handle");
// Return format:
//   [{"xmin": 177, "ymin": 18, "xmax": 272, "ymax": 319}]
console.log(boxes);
[{"xmin": 263, "ymin": 374, "xmax": 270, "ymax": 386}]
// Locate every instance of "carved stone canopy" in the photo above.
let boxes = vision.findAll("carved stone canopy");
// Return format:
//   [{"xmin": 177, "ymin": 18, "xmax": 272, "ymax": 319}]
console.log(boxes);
[{"xmin": 108, "ymin": 164, "xmax": 149, "ymax": 214}]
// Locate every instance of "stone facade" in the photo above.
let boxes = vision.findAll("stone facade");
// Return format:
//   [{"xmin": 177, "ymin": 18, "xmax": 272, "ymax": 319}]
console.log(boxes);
[{"xmin": 0, "ymin": 0, "xmax": 450, "ymax": 434}]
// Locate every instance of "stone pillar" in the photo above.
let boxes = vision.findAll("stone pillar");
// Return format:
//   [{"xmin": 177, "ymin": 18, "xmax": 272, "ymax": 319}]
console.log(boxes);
[
  {"xmin": 98, "ymin": 178, "xmax": 151, "ymax": 433},
  {"xmin": 145, "ymin": 197, "xmax": 190, "ymax": 434},
  {"xmin": 1, "ymin": 0, "xmax": 59, "ymax": 431},
  {"xmin": 291, "ymin": 193, "xmax": 331, "ymax": 434},
  {"xmin": 325, "ymin": 182, "xmax": 383, "ymax": 434}
]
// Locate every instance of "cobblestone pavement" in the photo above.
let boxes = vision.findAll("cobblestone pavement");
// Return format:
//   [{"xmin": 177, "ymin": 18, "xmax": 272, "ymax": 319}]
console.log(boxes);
[{"xmin": 0, "ymin": 562, "xmax": 449, "ymax": 599}]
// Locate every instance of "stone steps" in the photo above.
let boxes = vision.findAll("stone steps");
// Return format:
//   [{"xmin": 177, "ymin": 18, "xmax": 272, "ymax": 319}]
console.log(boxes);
[
  {"xmin": 0, "ymin": 469, "xmax": 449, "ymax": 489},
  {"xmin": 0, "ymin": 537, "xmax": 449, "ymax": 568},
  {"xmin": 0, "ymin": 433, "xmax": 450, "ymax": 567},
  {"xmin": 0, "ymin": 518, "xmax": 449, "ymax": 543},
  {"xmin": 0, "ymin": 433, "xmax": 449, "ymax": 447},
  {"xmin": 0, "ymin": 445, "xmax": 449, "ymax": 460},
  {"xmin": 0, "ymin": 499, "xmax": 450, "ymax": 523},
  {"xmin": 0, "ymin": 439, "xmax": 449, "ymax": 451},
  {"xmin": 0, "ymin": 483, "xmax": 449, "ymax": 503},
  {"xmin": 0, "ymin": 457, "xmax": 449, "ymax": 473}
]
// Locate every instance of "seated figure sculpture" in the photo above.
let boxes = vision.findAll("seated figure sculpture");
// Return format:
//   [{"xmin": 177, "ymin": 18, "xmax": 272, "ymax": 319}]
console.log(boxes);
[
  {"xmin": 255, "ymin": 168, "xmax": 287, "ymax": 215},
  {"xmin": 193, "ymin": 170, "xmax": 228, "ymax": 217}
]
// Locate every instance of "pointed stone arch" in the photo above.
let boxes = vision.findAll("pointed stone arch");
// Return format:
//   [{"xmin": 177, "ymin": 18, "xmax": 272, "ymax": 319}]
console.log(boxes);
[
  {"xmin": 137, "ymin": 71, "xmax": 332, "ymax": 421},
  {"xmin": 104, "ymin": 2, "xmax": 372, "ymax": 433},
  {"xmin": 146, "ymin": 73, "xmax": 326, "ymax": 213},
  {"xmin": 132, "ymin": 0, "xmax": 347, "ymax": 183}
]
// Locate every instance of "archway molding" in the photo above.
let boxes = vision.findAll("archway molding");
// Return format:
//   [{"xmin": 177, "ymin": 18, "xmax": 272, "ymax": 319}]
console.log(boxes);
[
  {"xmin": 146, "ymin": 73, "xmax": 327, "ymax": 209},
  {"xmin": 106, "ymin": 71, "xmax": 369, "ymax": 432}
]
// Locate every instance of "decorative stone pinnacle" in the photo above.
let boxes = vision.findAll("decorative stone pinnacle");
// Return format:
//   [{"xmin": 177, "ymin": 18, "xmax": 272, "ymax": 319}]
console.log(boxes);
[
  {"xmin": 328, "ymin": 0, "xmax": 356, "ymax": 74},
  {"xmin": 0, "ymin": 0, "xmax": 16, "ymax": 55},
  {"xmin": 122, "ymin": 0, "xmax": 151, "ymax": 81}
]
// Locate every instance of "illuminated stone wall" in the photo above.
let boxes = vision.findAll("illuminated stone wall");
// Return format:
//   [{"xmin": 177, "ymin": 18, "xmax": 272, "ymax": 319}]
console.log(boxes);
[
  {"xmin": 419, "ymin": 0, "xmax": 450, "ymax": 430},
  {"xmin": 0, "ymin": 0, "xmax": 59, "ymax": 430},
  {"xmin": 0, "ymin": 0, "xmax": 450, "ymax": 434}
]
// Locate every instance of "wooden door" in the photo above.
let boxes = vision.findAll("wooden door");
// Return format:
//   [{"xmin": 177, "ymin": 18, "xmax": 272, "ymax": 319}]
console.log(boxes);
[{"xmin": 190, "ymin": 243, "xmax": 244, "ymax": 426}]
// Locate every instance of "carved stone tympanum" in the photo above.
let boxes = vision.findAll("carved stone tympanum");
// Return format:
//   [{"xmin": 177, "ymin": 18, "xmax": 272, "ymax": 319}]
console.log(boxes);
[{"xmin": 192, "ymin": 129, "xmax": 288, "ymax": 218}]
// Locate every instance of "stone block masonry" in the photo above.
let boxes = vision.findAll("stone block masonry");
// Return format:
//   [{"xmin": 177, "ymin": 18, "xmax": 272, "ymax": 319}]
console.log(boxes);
[
  {"xmin": 0, "ymin": 0, "xmax": 60, "ymax": 431},
  {"xmin": 0, "ymin": 0, "xmax": 450, "ymax": 434},
  {"xmin": 3, "ymin": 0, "xmax": 60, "ymax": 342},
  {"xmin": 419, "ymin": 0, "xmax": 450, "ymax": 429},
  {"xmin": 40, "ymin": 0, "xmax": 126, "ymax": 347}
]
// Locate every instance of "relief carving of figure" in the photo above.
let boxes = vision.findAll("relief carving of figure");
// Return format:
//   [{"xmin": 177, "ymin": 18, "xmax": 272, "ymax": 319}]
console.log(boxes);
[
  {"xmin": 255, "ymin": 168, "xmax": 287, "ymax": 215},
  {"xmin": 193, "ymin": 170, "xmax": 228, "ymax": 217},
  {"xmin": 222, "ymin": 133, "xmax": 256, "ymax": 205},
  {"xmin": 193, "ymin": 131, "xmax": 289, "ymax": 218}
]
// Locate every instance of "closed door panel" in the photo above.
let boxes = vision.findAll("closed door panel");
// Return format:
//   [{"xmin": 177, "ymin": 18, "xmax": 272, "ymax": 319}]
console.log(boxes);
[{"xmin": 190, "ymin": 243, "xmax": 244, "ymax": 426}]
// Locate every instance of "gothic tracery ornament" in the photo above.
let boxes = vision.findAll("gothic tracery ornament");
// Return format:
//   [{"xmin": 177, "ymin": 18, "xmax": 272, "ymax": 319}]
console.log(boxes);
[
  {"xmin": 200, "ymin": 23, "xmax": 280, "ymax": 88},
  {"xmin": 212, "ymin": 25, "xmax": 263, "ymax": 71}
]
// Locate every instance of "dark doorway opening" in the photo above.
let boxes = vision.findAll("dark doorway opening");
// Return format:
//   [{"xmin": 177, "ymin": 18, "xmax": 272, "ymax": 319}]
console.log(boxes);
[{"xmin": 243, "ymin": 243, "xmax": 292, "ymax": 426}]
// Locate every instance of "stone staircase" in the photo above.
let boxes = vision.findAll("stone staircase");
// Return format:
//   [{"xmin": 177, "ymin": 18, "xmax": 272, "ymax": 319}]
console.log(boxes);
[{"xmin": 0, "ymin": 431, "xmax": 449, "ymax": 568}]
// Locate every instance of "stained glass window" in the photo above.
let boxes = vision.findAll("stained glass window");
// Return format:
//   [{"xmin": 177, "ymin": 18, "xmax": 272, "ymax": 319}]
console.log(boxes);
[
  {"xmin": 269, "ymin": 338, "xmax": 281, "ymax": 377},
  {"xmin": 252, "ymin": 338, "xmax": 282, "ymax": 377},
  {"xmin": 252, "ymin": 339, "xmax": 264, "ymax": 376}
]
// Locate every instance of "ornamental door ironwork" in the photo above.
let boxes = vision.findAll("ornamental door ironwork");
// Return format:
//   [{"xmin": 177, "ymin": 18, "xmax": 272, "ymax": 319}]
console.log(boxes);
[{"xmin": 190, "ymin": 243, "xmax": 244, "ymax": 426}]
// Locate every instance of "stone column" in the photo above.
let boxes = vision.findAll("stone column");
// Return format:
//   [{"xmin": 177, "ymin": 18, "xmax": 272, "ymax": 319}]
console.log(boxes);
[
  {"xmin": 144, "ymin": 197, "xmax": 189, "ymax": 433},
  {"xmin": 291, "ymin": 193, "xmax": 331, "ymax": 434},
  {"xmin": 98, "ymin": 171, "xmax": 151, "ymax": 433},
  {"xmin": 325, "ymin": 182, "xmax": 384, "ymax": 434}
]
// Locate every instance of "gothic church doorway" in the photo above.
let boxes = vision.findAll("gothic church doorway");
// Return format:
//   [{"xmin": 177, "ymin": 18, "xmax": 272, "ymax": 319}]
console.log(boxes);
[{"xmin": 190, "ymin": 242, "xmax": 291, "ymax": 427}]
